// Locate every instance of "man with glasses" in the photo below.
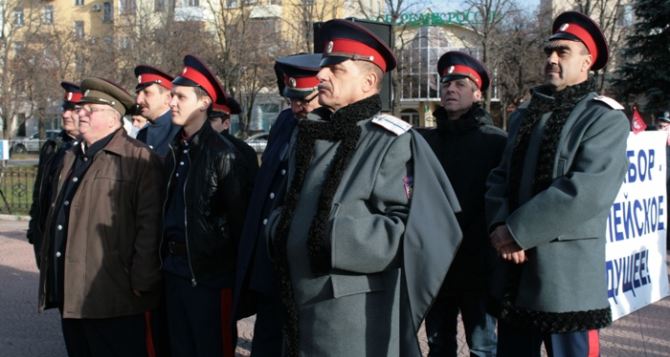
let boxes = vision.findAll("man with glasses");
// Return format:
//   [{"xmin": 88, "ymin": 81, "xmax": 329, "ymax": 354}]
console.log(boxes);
[
  {"xmin": 28, "ymin": 82, "xmax": 82, "ymax": 268},
  {"xmin": 38, "ymin": 78, "xmax": 164, "ymax": 357},
  {"xmin": 233, "ymin": 53, "xmax": 327, "ymax": 356}
]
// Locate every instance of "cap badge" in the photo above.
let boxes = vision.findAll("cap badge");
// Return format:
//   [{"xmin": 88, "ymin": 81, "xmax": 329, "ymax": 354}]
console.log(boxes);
[
  {"xmin": 137, "ymin": 75, "xmax": 142, "ymax": 83},
  {"xmin": 448, "ymin": 66, "xmax": 455, "ymax": 74},
  {"xmin": 560, "ymin": 23, "xmax": 569, "ymax": 31},
  {"xmin": 289, "ymin": 77, "xmax": 297, "ymax": 88},
  {"xmin": 182, "ymin": 67, "xmax": 188, "ymax": 74},
  {"xmin": 84, "ymin": 90, "xmax": 90, "ymax": 96},
  {"xmin": 326, "ymin": 41, "xmax": 334, "ymax": 54},
  {"xmin": 67, "ymin": 92, "xmax": 73, "ymax": 101}
]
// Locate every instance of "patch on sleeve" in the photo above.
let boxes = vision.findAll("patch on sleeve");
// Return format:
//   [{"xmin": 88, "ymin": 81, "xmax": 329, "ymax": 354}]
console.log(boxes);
[
  {"xmin": 403, "ymin": 175, "xmax": 413, "ymax": 200},
  {"xmin": 593, "ymin": 95, "xmax": 624, "ymax": 110},
  {"xmin": 372, "ymin": 114, "xmax": 412, "ymax": 136}
]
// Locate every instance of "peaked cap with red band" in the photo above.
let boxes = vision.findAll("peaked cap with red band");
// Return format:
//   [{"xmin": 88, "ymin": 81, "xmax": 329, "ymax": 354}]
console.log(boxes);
[
  {"xmin": 437, "ymin": 51, "xmax": 490, "ymax": 91},
  {"xmin": 549, "ymin": 11, "xmax": 609, "ymax": 71},
  {"xmin": 172, "ymin": 55, "xmax": 224, "ymax": 103},
  {"xmin": 134, "ymin": 65, "xmax": 174, "ymax": 92},
  {"xmin": 319, "ymin": 19, "xmax": 396, "ymax": 73},
  {"xmin": 61, "ymin": 81, "xmax": 83, "ymax": 107},
  {"xmin": 212, "ymin": 96, "xmax": 241, "ymax": 118},
  {"xmin": 274, "ymin": 53, "xmax": 321, "ymax": 99}
]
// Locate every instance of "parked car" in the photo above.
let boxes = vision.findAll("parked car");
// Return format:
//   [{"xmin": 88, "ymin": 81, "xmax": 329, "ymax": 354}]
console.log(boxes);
[
  {"xmin": 245, "ymin": 132, "xmax": 269, "ymax": 153},
  {"xmin": 10, "ymin": 130, "xmax": 61, "ymax": 154}
]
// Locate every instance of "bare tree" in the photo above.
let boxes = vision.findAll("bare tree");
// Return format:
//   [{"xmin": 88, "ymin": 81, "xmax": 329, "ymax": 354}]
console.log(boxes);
[
  {"xmin": 0, "ymin": 0, "xmax": 43, "ymax": 139},
  {"xmin": 569, "ymin": 0, "xmax": 631, "ymax": 92}
]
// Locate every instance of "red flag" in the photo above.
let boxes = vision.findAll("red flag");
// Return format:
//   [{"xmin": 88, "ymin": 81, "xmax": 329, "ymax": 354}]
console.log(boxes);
[{"xmin": 631, "ymin": 106, "xmax": 647, "ymax": 134}]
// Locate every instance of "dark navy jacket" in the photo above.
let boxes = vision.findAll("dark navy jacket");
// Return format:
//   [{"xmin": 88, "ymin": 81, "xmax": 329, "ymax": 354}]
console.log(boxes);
[
  {"xmin": 137, "ymin": 110, "xmax": 180, "ymax": 157},
  {"xmin": 233, "ymin": 108, "xmax": 297, "ymax": 318}
]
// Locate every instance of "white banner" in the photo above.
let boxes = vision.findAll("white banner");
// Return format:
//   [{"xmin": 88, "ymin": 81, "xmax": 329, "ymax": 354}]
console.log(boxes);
[
  {"xmin": 606, "ymin": 131, "xmax": 669, "ymax": 320},
  {"xmin": 0, "ymin": 140, "xmax": 9, "ymax": 160}
]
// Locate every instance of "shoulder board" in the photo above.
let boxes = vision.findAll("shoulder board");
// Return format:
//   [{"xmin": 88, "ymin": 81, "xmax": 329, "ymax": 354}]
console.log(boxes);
[
  {"xmin": 371, "ymin": 114, "xmax": 412, "ymax": 136},
  {"xmin": 593, "ymin": 95, "xmax": 624, "ymax": 110}
]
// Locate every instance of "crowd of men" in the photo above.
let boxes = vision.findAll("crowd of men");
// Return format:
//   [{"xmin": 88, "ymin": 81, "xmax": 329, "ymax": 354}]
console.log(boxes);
[{"xmin": 27, "ymin": 12, "xmax": 631, "ymax": 357}]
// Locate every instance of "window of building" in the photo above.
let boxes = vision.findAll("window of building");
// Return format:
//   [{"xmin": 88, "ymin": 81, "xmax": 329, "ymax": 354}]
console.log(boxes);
[
  {"xmin": 269, "ymin": 0, "xmax": 282, "ymax": 4},
  {"xmin": 225, "ymin": 0, "xmax": 237, "ymax": 7},
  {"xmin": 74, "ymin": 21, "xmax": 85, "ymax": 38},
  {"xmin": 154, "ymin": 0, "xmax": 165, "ymax": 12},
  {"xmin": 13, "ymin": 41, "xmax": 24, "ymax": 55},
  {"xmin": 120, "ymin": 36, "xmax": 132, "ymax": 49},
  {"xmin": 302, "ymin": 0, "xmax": 314, "ymax": 5},
  {"xmin": 14, "ymin": 8, "xmax": 24, "ymax": 27},
  {"xmin": 400, "ymin": 109, "xmax": 420, "ymax": 126},
  {"xmin": 399, "ymin": 27, "xmax": 479, "ymax": 101},
  {"xmin": 119, "ymin": 0, "xmax": 136, "ymax": 14},
  {"xmin": 42, "ymin": 5, "xmax": 54, "ymax": 24},
  {"xmin": 186, "ymin": 0, "xmax": 199, "ymax": 6},
  {"xmin": 103, "ymin": 2, "xmax": 113, "ymax": 22},
  {"xmin": 243, "ymin": 0, "xmax": 256, "ymax": 5},
  {"xmin": 75, "ymin": 0, "xmax": 85, "ymax": 6}
]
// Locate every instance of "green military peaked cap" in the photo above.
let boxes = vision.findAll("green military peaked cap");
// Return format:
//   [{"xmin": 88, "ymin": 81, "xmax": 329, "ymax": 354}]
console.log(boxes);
[{"xmin": 80, "ymin": 77, "xmax": 135, "ymax": 116}]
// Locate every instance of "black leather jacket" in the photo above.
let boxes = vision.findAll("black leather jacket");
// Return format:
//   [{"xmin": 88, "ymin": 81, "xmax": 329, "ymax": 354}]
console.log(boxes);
[
  {"xmin": 163, "ymin": 121, "xmax": 255, "ymax": 284},
  {"xmin": 27, "ymin": 131, "xmax": 77, "ymax": 265}
]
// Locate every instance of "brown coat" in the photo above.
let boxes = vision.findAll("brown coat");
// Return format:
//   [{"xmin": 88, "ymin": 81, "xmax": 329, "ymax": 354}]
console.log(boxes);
[{"xmin": 38, "ymin": 129, "xmax": 164, "ymax": 319}]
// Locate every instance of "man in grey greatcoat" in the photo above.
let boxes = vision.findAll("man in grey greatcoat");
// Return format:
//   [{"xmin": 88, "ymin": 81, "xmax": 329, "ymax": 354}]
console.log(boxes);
[
  {"xmin": 485, "ymin": 11, "xmax": 629, "ymax": 356},
  {"xmin": 266, "ymin": 19, "xmax": 462, "ymax": 357}
]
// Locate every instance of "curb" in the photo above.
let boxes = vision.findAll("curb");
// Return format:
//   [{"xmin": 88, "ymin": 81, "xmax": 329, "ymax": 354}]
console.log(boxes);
[{"xmin": 0, "ymin": 214, "xmax": 31, "ymax": 221}]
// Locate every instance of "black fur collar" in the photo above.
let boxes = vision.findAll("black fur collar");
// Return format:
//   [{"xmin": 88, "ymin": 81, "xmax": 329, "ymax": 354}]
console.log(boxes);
[{"xmin": 508, "ymin": 77, "xmax": 595, "ymax": 210}]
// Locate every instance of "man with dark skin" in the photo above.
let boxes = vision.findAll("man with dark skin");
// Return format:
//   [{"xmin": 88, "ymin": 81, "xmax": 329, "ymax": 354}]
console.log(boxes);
[{"xmin": 486, "ymin": 11, "xmax": 629, "ymax": 356}]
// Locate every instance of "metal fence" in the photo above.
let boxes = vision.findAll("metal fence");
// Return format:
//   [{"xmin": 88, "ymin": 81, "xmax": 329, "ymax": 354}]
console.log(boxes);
[{"xmin": 0, "ymin": 166, "xmax": 37, "ymax": 215}]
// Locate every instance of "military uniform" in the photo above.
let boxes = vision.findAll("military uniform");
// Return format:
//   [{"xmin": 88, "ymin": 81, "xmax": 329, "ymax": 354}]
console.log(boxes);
[
  {"xmin": 233, "ymin": 53, "xmax": 323, "ymax": 357},
  {"xmin": 28, "ymin": 82, "xmax": 81, "ymax": 266},
  {"xmin": 134, "ymin": 65, "xmax": 180, "ymax": 157},
  {"xmin": 267, "ymin": 20, "xmax": 462, "ymax": 357},
  {"xmin": 485, "ymin": 12, "xmax": 630, "ymax": 357}
]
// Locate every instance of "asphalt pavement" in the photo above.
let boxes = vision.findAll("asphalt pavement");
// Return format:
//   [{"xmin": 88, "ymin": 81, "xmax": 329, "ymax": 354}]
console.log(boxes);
[{"xmin": 1, "ymin": 217, "xmax": 669, "ymax": 357}]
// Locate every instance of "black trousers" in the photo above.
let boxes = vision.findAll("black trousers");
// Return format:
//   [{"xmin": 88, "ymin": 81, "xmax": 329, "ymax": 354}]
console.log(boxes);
[
  {"xmin": 250, "ymin": 292, "xmax": 284, "ymax": 357},
  {"xmin": 497, "ymin": 320, "xmax": 600, "ymax": 357},
  {"xmin": 164, "ymin": 273, "xmax": 236, "ymax": 357},
  {"xmin": 61, "ymin": 313, "xmax": 149, "ymax": 357}
]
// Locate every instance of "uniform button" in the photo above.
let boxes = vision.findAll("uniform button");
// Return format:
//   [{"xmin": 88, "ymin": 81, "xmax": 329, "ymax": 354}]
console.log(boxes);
[
  {"xmin": 262, "ymin": 218, "xmax": 268, "ymax": 225},
  {"xmin": 64, "ymin": 200, "xmax": 70, "ymax": 206},
  {"xmin": 183, "ymin": 149, "xmax": 188, "ymax": 154},
  {"xmin": 83, "ymin": 157, "xmax": 88, "ymax": 162},
  {"xmin": 269, "ymin": 192, "xmax": 275, "ymax": 199},
  {"xmin": 280, "ymin": 169, "xmax": 286, "ymax": 176},
  {"xmin": 179, "ymin": 161, "xmax": 185, "ymax": 166},
  {"xmin": 175, "ymin": 173, "xmax": 180, "ymax": 177},
  {"xmin": 72, "ymin": 177, "xmax": 79, "ymax": 183},
  {"xmin": 149, "ymin": 145, "xmax": 154, "ymax": 149},
  {"xmin": 55, "ymin": 251, "xmax": 62, "ymax": 258},
  {"xmin": 51, "ymin": 203, "xmax": 55, "ymax": 208},
  {"xmin": 57, "ymin": 225, "xmax": 63, "ymax": 231}
]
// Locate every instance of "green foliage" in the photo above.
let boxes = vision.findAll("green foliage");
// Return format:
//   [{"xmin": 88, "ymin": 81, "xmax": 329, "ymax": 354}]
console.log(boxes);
[{"xmin": 613, "ymin": 0, "xmax": 670, "ymax": 114}]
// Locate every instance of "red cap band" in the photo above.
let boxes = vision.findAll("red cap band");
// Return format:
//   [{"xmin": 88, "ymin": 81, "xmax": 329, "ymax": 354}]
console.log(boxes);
[
  {"xmin": 283, "ymin": 74, "xmax": 319, "ymax": 90},
  {"xmin": 442, "ymin": 64, "xmax": 483, "ymax": 89},
  {"xmin": 64, "ymin": 91, "xmax": 83, "ymax": 103},
  {"xmin": 138, "ymin": 73, "xmax": 173, "ymax": 90},
  {"xmin": 212, "ymin": 102, "xmax": 231, "ymax": 114},
  {"xmin": 180, "ymin": 66, "xmax": 217, "ymax": 102},
  {"xmin": 556, "ymin": 23, "xmax": 598, "ymax": 66},
  {"xmin": 326, "ymin": 38, "xmax": 387, "ymax": 72}
]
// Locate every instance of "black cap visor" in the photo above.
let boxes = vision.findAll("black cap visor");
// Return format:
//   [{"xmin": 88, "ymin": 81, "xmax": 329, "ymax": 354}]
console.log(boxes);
[
  {"xmin": 320, "ymin": 55, "xmax": 353, "ymax": 68},
  {"xmin": 548, "ymin": 32, "xmax": 582, "ymax": 44},
  {"xmin": 283, "ymin": 87, "xmax": 318, "ymax": 99}
]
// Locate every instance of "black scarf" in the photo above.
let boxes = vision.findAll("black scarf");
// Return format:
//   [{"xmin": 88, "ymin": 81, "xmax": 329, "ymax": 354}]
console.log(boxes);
[
  {"xmin": 434, "ymin": 104, "xmax": 492, "ymax": 135},
  {"xmin": 271, "ymin": 94, "xmax": 382, "ymax": 357},
  {"xmin": 508, "ymin": 77, "xmax": 595, "ymax": 210}
]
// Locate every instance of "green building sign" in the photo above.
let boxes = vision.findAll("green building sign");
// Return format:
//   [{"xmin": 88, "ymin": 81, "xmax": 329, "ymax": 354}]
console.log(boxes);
[{"xmin": 376, "ymin": 11, "xmax": 492, "ymax": 27}]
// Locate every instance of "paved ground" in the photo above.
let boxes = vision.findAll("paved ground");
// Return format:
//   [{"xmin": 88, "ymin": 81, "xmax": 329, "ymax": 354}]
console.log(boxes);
[{"xmin": 2, "ymin": 217, "xmax": 670, "ymax": 357}]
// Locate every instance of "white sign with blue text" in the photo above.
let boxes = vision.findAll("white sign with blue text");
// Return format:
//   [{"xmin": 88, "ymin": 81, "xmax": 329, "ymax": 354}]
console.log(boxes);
[{"xmin": 606, "ymin": 131, "xmax": 669, "ymax": 320}]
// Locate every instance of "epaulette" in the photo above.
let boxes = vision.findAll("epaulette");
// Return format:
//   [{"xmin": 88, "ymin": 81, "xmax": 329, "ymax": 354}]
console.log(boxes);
[
  {"xmin": 593, "ymin": 95, "xmax": 624, "ymax": 110},
  {"xmin": 371, "ymin": 114, "xmax": 412, "ymax": 136}
]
